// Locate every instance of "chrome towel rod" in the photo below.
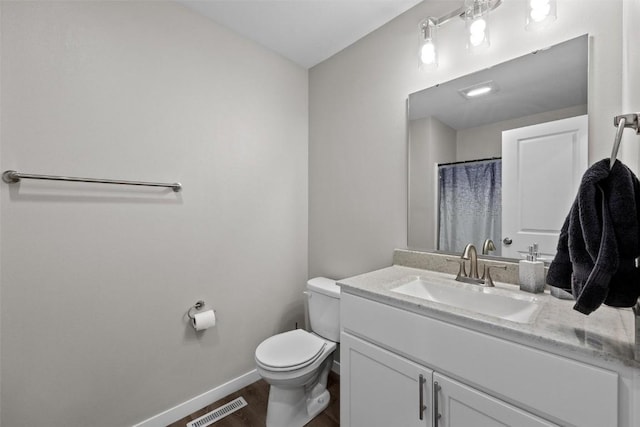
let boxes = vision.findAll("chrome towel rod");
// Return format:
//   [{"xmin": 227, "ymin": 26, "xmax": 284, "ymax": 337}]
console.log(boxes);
[
  {"xmin": 609, "ymin": 113, "xmax": 640, "ymax": 170},
  {"xmin": 2, "ymin": 170, "xmax": 182, "ymax": 192}
]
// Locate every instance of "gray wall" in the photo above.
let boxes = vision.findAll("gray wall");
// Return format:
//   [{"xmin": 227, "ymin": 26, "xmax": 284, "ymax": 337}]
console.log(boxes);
[
  {"xmin": 0, "ymin": 1, "xmax": 308, "ymax": 426},
  {"xmin": 309, "ymin": 0, "xmax": 623, "ymax": 280},
  {"xmin": 408, "ymin": 117, "xmax": 455, "ymax": 250}
]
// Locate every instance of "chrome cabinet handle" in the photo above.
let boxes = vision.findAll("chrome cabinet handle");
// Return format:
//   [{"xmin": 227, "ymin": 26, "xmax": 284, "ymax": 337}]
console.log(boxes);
[
  {"xmin": 503, "ymin": 237, "xmax": 513, "ymax": 245},
  {"xmin": 434, "ymin": 381, "xmax": 442, "ymax": 426},
  {"xmin": 418, "ymin": 374, "xmax": 427, "ymax": 420}
]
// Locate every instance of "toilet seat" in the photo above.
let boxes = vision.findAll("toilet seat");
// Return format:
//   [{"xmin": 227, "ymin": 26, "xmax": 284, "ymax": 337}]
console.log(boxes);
[{"xmin": 255, "ymin": 329, "xmax": 327, "ymax": 372}]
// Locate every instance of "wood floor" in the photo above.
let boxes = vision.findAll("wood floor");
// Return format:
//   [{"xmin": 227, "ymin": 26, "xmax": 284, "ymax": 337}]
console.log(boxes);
[{"xmin": 167, "ymin": 371, "xmax": 340, "ymax": 427}]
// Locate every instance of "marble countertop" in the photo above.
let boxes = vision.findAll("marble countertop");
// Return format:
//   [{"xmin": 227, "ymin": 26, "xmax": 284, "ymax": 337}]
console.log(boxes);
[{"xmin": 338, "ymin": 265, "xmax": 639, "ymax": 368}]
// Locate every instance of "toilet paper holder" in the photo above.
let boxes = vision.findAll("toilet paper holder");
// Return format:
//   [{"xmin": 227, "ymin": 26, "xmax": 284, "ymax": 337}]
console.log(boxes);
[{"xmin": 187, "ymin": 300, "xmax": 206, "ymax": 320}]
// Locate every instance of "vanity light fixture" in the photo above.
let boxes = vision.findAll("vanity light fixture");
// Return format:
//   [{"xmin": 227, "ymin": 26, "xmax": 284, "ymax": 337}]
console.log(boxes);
[
  {"xmin": 419, "ymin": 18, "xmax": 438, "ymax": 69},
  {"xmin": 525, "ymin": 0, "xmax": 557, "ymax": 31},
  {"xmin": 418, "ymin": 0, "xmax": 556, "ymax": 71},
  {"xmin": 458, "ymin": 80, "xmax": 499, "ymax": 99}
]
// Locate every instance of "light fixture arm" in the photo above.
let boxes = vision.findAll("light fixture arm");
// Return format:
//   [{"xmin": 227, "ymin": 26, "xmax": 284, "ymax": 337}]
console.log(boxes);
[
  {"xmin": 432, "ymin": 6, "xmax": 466, "ymax": 27},
  {"xmin": 428, "ymin": 0, "xmax": 502, "ymax": 27}
]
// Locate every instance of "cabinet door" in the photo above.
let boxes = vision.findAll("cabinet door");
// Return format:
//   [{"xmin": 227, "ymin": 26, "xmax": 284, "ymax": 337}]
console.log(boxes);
[
  {"xmin": 341, "ymin": 332, "xmax": 433, "ymax": 427},
  {"xmin": 433, "ymin": 373, "xmax": 558, "ymax": 427}
]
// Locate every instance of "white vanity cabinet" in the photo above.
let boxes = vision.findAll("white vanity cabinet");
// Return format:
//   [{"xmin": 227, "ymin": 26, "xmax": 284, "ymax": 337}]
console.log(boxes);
[
  {"xmin": 340, "ymin": 291, "xmax": 620, "ymax": 427},
  {"xmin": 342, "ymin": 332, "xmax": 555, "ymax": 427},
  {"xmin": 341, "ymin": 333, "xmax": 433, "ymax": 426}
]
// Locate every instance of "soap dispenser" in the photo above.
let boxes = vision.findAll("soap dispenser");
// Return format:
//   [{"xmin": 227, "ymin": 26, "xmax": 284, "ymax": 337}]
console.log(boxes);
[{"xmin": 519, "ymin": 244, "xmax": 545, "ymax": 293}]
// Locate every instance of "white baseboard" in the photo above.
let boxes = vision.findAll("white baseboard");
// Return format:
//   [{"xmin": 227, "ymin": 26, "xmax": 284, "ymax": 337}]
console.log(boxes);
[
  {"xmin": 332, "ymin": 359, "xmax": 341, "ymax": 375},
  {"xmin": 133, "ymin": 369, "xmax": 261, "ymax": 427}
]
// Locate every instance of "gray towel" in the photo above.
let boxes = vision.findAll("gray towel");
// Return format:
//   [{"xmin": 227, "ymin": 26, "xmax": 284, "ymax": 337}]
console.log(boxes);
[{"xmin": 547, "ymin": 159, "xmax": 640, "ymax": 315}]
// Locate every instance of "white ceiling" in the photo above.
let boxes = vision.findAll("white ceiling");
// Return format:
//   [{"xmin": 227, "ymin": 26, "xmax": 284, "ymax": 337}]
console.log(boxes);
[{"xmin": 178, "ymin": 0, "xmax": 423, "ymax": 68}]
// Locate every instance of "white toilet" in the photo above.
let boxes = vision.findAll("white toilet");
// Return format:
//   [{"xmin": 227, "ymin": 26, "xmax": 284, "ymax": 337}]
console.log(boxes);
[{"xmin": 255, "ymin": 277, "xmax": 340, "ymax": 427}]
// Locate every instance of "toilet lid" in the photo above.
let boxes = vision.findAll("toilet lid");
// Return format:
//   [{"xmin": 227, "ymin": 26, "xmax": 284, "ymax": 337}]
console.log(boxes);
[{"xmin": 255, "ymin": 329, "xmax": 327, "ymax": 371}]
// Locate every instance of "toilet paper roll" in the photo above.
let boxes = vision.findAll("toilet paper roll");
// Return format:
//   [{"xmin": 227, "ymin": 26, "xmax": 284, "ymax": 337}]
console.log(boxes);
[{"xmin": 192, "ymin": 310, "xmax": 216, "ymax": 331}]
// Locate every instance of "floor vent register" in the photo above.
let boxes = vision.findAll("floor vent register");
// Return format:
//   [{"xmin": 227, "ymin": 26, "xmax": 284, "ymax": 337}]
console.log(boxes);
[{"xmin": 186, "ymin": 396, "xmax": 248, "ymax": 427}]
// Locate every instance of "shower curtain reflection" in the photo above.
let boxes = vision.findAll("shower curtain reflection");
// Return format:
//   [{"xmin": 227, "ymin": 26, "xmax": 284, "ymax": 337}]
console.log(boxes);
[{"xmin": 438, "ymin": 159, "xmax": 502, "ymax": 255}]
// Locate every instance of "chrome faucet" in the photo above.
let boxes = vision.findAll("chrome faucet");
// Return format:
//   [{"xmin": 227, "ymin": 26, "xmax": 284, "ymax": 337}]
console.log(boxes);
[
  {"xmin": 446, "ymin": 243, "xmax": 506, "ymax": 287},
  {"xmin": 462, "ymin": 243, "xmax": 480, "ymax": 279}
]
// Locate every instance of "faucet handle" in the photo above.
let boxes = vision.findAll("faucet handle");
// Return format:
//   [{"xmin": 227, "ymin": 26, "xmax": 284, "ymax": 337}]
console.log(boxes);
[
  {"xmin": 446, "ymin": 258, "xmax": 467, "ymax": 280},
  {"xmin": 481, "ymin": 264, "xmax": 507, "ymax": 287}
]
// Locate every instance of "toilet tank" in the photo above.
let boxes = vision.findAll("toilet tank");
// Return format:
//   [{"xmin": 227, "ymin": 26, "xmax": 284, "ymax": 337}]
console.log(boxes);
[{"xmin": 307, "ymin": 277, "xmax": 341, "ymax": 342}]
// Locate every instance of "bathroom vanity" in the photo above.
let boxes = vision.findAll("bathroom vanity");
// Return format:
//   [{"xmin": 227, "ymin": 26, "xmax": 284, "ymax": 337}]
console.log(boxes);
[{"xmin": 338, "ymin": 256, "xmax": 639, "ymax": 427}]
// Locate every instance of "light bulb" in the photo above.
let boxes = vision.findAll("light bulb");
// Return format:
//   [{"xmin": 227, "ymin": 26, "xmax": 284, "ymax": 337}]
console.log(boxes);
[
  {"xmin": 530, "ymin": 0, "xmax": 551, "ymax": 22},
  {"xmin": 526, "ymin": 0, "xmax": 556, "ymax": 30},
  {"xmin": 470, "ymin": 33, "xmax": 484, "ymax": 47},
  {"xmin": 421, "ymin": 41, "xmax": 436, "ymax": 65},
  {"xmin": 469, "ymin": 18, "xmax": 487, "ymax": 47},
  {"xmin": 530, "ymin": 7, "xmax": 550, "ymax": 22},
  {"xmin": 469, "ymin": 18, "xmax": 487, "ymax": 35}
]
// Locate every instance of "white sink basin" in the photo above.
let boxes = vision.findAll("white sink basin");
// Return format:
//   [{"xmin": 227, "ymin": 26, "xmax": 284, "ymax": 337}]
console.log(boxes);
[{"xmin": 392, "ymin": 277, "xmax": 541, "ymax": 323}]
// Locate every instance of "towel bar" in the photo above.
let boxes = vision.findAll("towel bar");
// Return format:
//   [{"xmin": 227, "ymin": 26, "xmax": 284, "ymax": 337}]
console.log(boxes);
[{"xmin": 2, "ymin": 170, "xmax": 182, "ymax": 192}]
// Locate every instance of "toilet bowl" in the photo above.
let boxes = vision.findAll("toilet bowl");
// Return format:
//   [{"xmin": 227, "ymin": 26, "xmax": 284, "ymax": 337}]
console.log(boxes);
[{"xmin": 254, "ymin": 277, "xmax": 340, "ymax": 427}]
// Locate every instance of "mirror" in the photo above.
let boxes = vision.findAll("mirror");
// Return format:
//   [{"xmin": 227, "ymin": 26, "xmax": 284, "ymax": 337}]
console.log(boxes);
[{"xmin": 408, "ymin": 35, "xmax": 588, "ymax": 261}]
